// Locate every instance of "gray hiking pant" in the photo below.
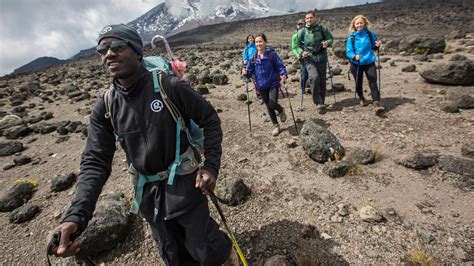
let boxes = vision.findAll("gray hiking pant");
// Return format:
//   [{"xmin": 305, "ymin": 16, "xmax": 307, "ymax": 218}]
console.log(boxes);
[{"xmin": 306, "ymin": 61, "xmax": 327, "ymax": 105}]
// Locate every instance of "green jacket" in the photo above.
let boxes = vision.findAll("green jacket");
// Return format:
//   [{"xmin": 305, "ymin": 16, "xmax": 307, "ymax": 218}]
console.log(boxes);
[
  {"xmin": 296, "ymin": 23, "xmax": 334, "ymax": 63},
  {"xmin": 291, "ymin": 30, "xmax": 300, "ymax": 58}
]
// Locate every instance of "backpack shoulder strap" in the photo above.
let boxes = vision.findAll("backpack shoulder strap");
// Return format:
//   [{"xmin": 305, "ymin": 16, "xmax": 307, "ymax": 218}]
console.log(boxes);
[
  {"xmin": 350, "ymin": 34, "xmax": 356, "ymax": 55},
  {"xmin": 158, "ymin": 74, "xmax": 183, "ymax": 125},
  {"xmin": 367, "ymin": 30, "xmax": 376, "ymax": 50}
]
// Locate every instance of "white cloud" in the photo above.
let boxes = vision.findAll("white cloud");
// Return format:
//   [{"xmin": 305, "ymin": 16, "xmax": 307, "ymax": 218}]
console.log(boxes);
[{"xmin": 0, "ymin": 0, "xmax": 163, "ymax": 75}]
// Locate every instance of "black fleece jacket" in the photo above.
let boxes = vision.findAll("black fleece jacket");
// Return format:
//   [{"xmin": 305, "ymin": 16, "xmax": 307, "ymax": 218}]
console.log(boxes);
[{"xmin": 61, "ymin": 66, "xmax": 222, "ymax": 232}]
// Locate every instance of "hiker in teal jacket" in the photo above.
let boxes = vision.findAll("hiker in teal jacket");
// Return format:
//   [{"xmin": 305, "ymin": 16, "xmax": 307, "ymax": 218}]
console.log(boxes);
[
  {"xmin": 345, "ymin": 15, "xmax": 384, "ymax": 114},
  {"xmin": 291, "ymin": 19, "xmax": 308, "ymax": 95},
  {"xmin": 242, "ymin": 34, "xmax": 261, "ymax": 102},
  {"xmin": 296, "ymin": 10, "xmax": 334, "ymax": 114}
]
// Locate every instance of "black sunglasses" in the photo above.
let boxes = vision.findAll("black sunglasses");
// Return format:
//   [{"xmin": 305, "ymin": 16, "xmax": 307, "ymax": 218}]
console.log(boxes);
[{"xmin": 96, "ymin": 40, "xmax": 129, "ymax": 55}]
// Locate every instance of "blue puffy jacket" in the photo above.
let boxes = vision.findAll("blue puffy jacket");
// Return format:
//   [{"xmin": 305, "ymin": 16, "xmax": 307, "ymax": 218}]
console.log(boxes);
[
  {"xmin": 245, "ymin": 47, "xmax": 287, "ymax": 90},
  {"xmin": 242, "ymin": 43, "xmax": 257, "ymax": 64},
  {"xmin": 345, "ymin": 29, "xmax": 377, "ymax": 65}
]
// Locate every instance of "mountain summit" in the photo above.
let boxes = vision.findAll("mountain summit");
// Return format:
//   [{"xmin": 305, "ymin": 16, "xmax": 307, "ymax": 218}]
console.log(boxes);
[{"xmin": 129, "ymin": 0, "xmax": 292, "ymax": 41}]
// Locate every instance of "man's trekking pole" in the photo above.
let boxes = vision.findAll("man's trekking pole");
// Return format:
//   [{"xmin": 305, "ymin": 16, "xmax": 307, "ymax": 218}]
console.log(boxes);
[
  {"xmin": 352, "ymin": 63, "xmax": 360, "ymax": 109},
  {"xmin": 244, "ymin": 78, "xmax": 252, "ymax": 133},
  {"xmin": 300, "ymin": 61, "xmax": 305, "ymax": 110},
  {"xmin": 279, "ymin": 82, "xmax": 298, "ymax": 132},
  {"xmin": 199, "ymin": 177, "xmax": 248, "ymax": 266},
  {"xmin": 327, "ymin": 59, "xmax": 337, "ymax": 104},
  {"xmin": 47, "ymin": 231, "xmax": 96, "ymax": 266}
]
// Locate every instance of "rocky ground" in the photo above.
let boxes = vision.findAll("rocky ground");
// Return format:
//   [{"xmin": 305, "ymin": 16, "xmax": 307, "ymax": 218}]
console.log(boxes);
[{"xmin": 1, "ymin": 0, "xmax": 473, "ymax": 265}]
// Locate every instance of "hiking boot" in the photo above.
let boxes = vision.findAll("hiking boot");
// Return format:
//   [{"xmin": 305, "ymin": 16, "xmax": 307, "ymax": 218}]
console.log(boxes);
[
  {"xmin": 279, "ymin": 108, "xmax": 287, "ymax": 122},
  {"xmin": 373, "ymin": 101, "xmax": 385, "ymax": 116},
  {"xmin": 359, "ymin": 98, "xmax": 367, "ymax": 107},
  {"xmin": 272, "ymin": 124, "xmax": 280, "ymax": 136},
  {"xmin": 223, "ymin": 246, "xmax": 239, "ymax": 266},
  {"xmin": 316, "ymin": 104, "xmax": 326, "ymax": 114}
]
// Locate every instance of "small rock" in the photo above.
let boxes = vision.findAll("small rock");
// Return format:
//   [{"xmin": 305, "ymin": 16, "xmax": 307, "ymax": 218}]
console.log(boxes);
[
  {"xmin": 323, "ymin": 160, "xmax": 353, "ymax": 178},
  {"xmin": 13, "ymin": 156, "xmax": 32, "ymax": 166},
  {"xmin": 50, "ymin": 173, "xmax": 77, "ymax": 192},
  {"xmin": 264, "ymin": 255, "xmax": 293, "ymax": 266},
  {"xmin": 359, "ymin": 206, "xmax": 384, "ymax": 223},
  {"xmin": 461, "ymin": 143, "xmax": 474, "ymax": 158},
  {"xmin": 347, "ymin": 147, "xmax": 375, "ymax": 164},
  {"xmin": 401, "ymin": 65, "xmax": 416, "ymax": 72}
]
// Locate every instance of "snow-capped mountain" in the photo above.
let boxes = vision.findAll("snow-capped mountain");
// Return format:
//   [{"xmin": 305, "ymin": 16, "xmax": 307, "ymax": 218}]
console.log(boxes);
[{"xmin": 128, "ymin": 0, "xmax": 294, "ymax": 42}]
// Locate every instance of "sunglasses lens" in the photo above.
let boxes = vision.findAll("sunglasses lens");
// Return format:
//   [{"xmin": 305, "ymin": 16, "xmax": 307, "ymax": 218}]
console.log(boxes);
[
  {"xmin": 96, "ymin": 41, "xmax": 128, "ymax": 55},
  {"xmin": 110, "ymin": 41, "xmax": 128, "ymax": 53},
  {"xmin": 96, "ymin": 44, "xmax": 109, "ymax": 55}
]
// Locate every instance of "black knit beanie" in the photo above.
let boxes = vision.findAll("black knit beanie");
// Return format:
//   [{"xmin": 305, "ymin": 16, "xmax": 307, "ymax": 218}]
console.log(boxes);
[{"xmin": 97, "ymin": 24, "xmax": 143, "ymax": 56}]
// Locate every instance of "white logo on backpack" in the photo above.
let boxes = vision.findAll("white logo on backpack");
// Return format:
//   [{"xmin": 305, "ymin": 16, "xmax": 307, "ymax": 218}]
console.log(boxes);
[{"xmin": 150, "ymin": 99, "xmax": 163, "ymax": 112}]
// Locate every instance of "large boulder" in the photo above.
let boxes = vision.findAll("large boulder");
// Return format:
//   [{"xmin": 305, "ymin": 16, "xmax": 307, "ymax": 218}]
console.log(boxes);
[
  {"xmin": 419, "ymin": 60, "xmax": 474, "ymax": 85},
  {"xmin": 299, "ymin": 120, "xmax": 345, "ymax": 163},
  {"xmin": 79, "ymin": 193, "xmax": 130, "ymax": 256},
  {"xmin": 9, "ymin": 204, "xmax": 40, "ymax": 223},
  {"xmin": 0, "ymin": 115, "xmax": 23, "ymax": 131},
  {"xmin": 399, "ymin": 36, "xmax": 446, "ymax": 55},
  {"xmin": 0, "ymin": 141, "xmax": 24, "ymax": 157},
  {"xmin": 216, "ymin": 177, "xmax": 251, "ymax": 206},
  {"xmin": 0, "ymin": 182, "xmax": 35, "ymax": 212},
  {"xmin": 437, "ymin": 156, "xmax": 474, "ymax": 178},
  {"xmin": 399, "ymin": 153, "xmax": 438, "ymax": 170}
]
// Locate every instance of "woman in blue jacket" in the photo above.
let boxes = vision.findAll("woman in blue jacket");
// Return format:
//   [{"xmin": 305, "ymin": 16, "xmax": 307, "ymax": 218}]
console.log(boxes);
[
  {"xmin": 242, "ymin": 34, "xmax": 262, "ymax": 102},
  {"xmin": 346, "ymin": 15, "xmax": 384, "ymax": 114},
  {"xmin": 243, "ymin": 33, "xmax": 288, "ymax": 136}
]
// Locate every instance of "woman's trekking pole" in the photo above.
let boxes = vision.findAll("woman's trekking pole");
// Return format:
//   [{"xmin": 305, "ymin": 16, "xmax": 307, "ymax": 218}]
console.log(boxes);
[
  {"xmin": 377, "ymin": 47, "xmax": 381, "ymax": 95},
  {"xmin": 280, "ymin": 82, "xmax": 298, "ymax": 132},
  {"xmin": 327, "ymin": 60, "xmax": 337, "ymax": 104},
  {"xmin": 352, "ymin": 63, "xmax": 360, "ymax": 109},
  {"xmin": 245, "ymin": 78, "xmax": 252, "ymax": 133}
]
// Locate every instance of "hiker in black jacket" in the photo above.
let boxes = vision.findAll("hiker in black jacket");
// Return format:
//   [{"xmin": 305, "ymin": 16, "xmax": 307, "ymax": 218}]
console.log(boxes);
[{"xmin": 46, "ymin": 24, "xmax": 237, "ymax": 266}]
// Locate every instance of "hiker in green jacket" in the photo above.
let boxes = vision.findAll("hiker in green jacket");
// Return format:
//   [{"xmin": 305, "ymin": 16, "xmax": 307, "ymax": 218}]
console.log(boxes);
[
  {"xmin": 291, "ymin": 19, "xmax": 308, "ymax": 96},
  {"xmin": 296, "ymin": 10, "xmax": 334, "ymax": 114}
]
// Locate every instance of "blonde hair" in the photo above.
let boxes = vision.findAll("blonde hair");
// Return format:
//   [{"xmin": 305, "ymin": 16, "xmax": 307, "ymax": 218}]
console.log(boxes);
[{"xmin": 349, "ymin": 15, "xmax": 370, "ymax": 33}]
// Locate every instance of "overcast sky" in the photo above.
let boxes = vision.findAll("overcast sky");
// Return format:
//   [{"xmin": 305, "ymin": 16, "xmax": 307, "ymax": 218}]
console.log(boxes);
[{"xmin": 0, "ymin": 0, "xmax": 373, "ymax": 76}]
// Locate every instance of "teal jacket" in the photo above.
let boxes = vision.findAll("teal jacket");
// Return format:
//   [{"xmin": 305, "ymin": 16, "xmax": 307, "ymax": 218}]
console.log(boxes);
[{"xmin": 345, "ymin": 29, "xmax": 377, "ymax": 65}]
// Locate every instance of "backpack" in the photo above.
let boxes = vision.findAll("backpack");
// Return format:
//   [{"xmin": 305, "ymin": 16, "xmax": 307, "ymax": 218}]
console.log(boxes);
[
  {"xmin": 300, "ymin": 24, "xmax": 327, "ymax": 54},
  {"xmin": 103, "ymin": 35, "xmax": 204, "ymax": 214},
  {"xmin": 350, "ymin": 29, "xmax": 376, "ymax": 55}
]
